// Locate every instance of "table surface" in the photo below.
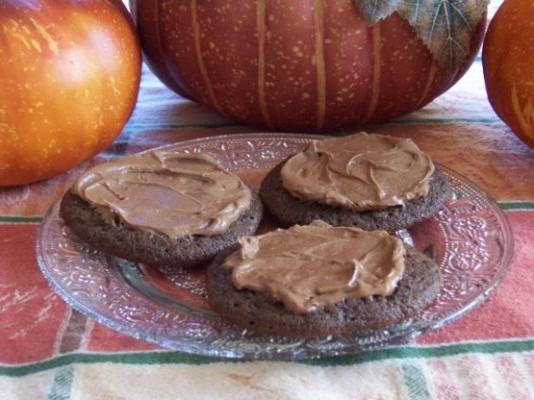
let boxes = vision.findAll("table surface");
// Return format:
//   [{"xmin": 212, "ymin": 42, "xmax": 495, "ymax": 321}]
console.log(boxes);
[{"xmin": 2, "ymin": 1, "xmax": 534, "ymax": 399}]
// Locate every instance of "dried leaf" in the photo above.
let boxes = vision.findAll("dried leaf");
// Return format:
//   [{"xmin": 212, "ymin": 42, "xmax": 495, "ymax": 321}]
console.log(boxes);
[
  {"xmin": 353, "ymin": 0, "xmax": 404, "ymax": 22},
  {"xmin": 352, "ymin": 0, "xmax": 489, "ymax": 69}
]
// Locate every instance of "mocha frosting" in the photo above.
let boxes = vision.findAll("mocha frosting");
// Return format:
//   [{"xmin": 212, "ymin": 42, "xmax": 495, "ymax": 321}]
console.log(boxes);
[
  {"xmin": 72, "ymin": 151, "xmax": 251, "ymax": 238},
  {"xmin": 281, "ymin": 132, "xmax": 435, "ymax": 211},
  {"xmin": 223, "ymin": 220, "xmax": 406, "ymax": 314}
]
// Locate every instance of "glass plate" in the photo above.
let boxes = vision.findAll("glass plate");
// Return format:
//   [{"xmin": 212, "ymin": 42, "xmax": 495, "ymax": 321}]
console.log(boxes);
[{"xmin": 36, "ymin": 133, "xmax": 513, "ymax": 360}]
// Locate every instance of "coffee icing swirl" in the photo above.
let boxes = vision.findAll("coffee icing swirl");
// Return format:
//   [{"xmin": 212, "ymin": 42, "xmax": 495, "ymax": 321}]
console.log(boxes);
[
  {"xmin": 281, "ymin": 132, "xmax": 435, "ymax": 211},
  {"xmin": 72, "ymin": 151, "xmax": 251, "ymax": 238},
  {"xmin": 223, "ymin": 221, "xmax": 406, "ymax": 314}
]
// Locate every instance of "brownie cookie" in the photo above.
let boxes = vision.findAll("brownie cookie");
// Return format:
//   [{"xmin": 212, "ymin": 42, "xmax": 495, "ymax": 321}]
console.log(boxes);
[
  {"xmin": 61, "ymin": 189, "xmax": 263, "ymax": 268},
  {"xmin": 260, "ymin": 132, "xmax": 449, "ymax": 232},
  {"xmin": 260, "ymin": 161, "xmax": 448, "ymax": 232},
  {"xmin": 60, "ymin": 150, "xmax": 263, "ymax": 268},
  {"xmin": 207, "ymin": 222, "xmax": 441, "ymax": 338}
]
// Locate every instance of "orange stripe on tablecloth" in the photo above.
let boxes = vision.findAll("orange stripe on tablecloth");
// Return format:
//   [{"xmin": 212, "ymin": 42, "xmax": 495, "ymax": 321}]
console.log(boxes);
[
  {"xmin": 0, "ymin": 225, "xmax": 69, "ymax": 364},
  {"xmin": 420, "ymin": 211, "xmax": 534, "ymax": 345},
  {"xmin": 86, "ymin": 323, "xmax": 159, "ymax": 352}
]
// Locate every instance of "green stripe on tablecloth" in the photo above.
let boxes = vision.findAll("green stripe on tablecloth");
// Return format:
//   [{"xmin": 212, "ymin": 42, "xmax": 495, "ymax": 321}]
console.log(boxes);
[
  {"xmin": 499, "ymin": 201, "xmax": 534, "ymax": 211},
  {"xmin": 1, "ymin": 339, "xmax": 534, "ymax": 378},
  {"xmin": 309, "ymin": 339, "xmax": 534, "ymax": 366},
  {"xmin": 123, "ymin": 117, "xmax": 502, "ymax": 132},
  {"xmin": 376, "ymin": 117, "xmax": 501, "ymax": 126},
  {"xmin": 123, "ymin": 122, "xmax": 241, "ymax": 131},
  {"xmin": 401, "ymin": 362, "xmax": 432, "ymax": 400},
  {"xmin": 47, "ymin": 366, "xmax": 74, "ymax": 400},
  {"xmin": 0, "ymin": 216, "xmax": 43, "ymax": 224}
]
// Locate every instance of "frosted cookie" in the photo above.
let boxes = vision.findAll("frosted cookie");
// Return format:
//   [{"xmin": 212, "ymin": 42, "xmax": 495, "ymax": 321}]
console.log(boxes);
[
  {"xmin": 207, "ymin": 221, "xmax": 440, "ymax": 337},
  {"xmin": 60, "ymin": 150, "xmax": 263, "ymax": 268},
  {"xmin": 260, "ymin": 132, "xmax": 448, "ymax": 232}
]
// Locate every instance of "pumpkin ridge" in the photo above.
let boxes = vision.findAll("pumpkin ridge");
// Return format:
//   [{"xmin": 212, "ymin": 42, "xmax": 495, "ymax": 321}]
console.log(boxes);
[
  {"xmin": 191, "ymin": 0, "xmax": 221, "ymax": 113},
  {"xmin": 314, "ymin": 0, "xmax": 327, "ymax": 131},
  {"xmin": 154, "ymin": 0, "xmax": 192, "ymax": 100},
  {"xmin": 363, "ymin": 24, "xmax": 382, "ymax": 123},
  {"xmin": 256, "ymin": 0, "xmax": 273, "ymax": 129},
  {"xmin": 415, "ymin": 62, "xmax": 439, "ymax": 109},
  {"xmin": 511, "ymin": 84, "xmax": 534, "ymax": 138}
]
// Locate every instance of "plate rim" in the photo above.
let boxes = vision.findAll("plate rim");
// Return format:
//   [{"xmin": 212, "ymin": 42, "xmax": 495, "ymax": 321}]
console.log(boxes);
[{"xmin": 35, "ymin": 132, "xmax": 514, "ymax": 360}]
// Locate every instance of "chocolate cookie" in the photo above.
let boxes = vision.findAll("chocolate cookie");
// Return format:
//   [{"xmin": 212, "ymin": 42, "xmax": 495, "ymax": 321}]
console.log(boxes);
[
  {"xmin": 207, "ymin": 246, "xmax": 440, "ymax": 338},
  {"xmin": 61, "ymin": 150, "xmax": 264, "ymax": 268},
  {"xmin": 60, "ymin": 188, "xmax": 263, "ymax": 268},
  {"xmin": 260, "ymin": 161, "xmax": 449, "ymax": 232}
]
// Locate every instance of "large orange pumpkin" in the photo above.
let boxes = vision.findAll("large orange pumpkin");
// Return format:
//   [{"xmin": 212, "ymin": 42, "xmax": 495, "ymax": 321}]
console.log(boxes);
[
  {"xmin": 483, "ymin": 0, "xmax": 534, "ymax": 147},
  {"xmin": 0, "ymin": 0, "xmax": 141, "ymax": 186},
  {"xmin": 131, "ymin": 0, "xmax": 487, "ymax": 132}
]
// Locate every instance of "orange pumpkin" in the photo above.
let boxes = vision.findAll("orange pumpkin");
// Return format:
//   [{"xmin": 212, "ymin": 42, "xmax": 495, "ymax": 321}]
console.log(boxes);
[
  {"xmin": 483, "ymin": 0, "xmax": 534, "ymax": 147},
  {"xmin": 131, "ymin": 0, "xmax": 486, "ymax": 132},
  {"xmin": 0, "ymin": 0, "xmax": 142, "ymax": 186}
]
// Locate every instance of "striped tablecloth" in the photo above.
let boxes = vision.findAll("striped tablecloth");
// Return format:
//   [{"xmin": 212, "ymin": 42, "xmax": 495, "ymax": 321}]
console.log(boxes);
[{"xmin": 2, "ymin": 2, "xmax": 534, "ymax": 399}]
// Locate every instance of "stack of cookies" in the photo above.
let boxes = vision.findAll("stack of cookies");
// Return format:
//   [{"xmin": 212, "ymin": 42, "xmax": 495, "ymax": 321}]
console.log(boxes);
[{"xmin": 61, "ymin": 132, "xmax": 449, "ymax": 338}]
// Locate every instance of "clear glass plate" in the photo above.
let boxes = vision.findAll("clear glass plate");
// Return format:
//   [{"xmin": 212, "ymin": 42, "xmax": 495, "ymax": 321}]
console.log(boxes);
[{"xmin": 36, "ymin": 133, "xmax": 513, "ymax": 360}]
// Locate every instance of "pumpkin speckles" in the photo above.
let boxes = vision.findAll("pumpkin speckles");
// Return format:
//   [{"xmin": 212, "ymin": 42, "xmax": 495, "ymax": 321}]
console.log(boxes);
[
  {"xmin": 133, "ymin": 0, "xmax": 486, "ymax": 131},
  {"xmin": 483, "ymin": 0, "xmax": 534, "ymax": 147},
  {"xmin": 0, "ymin": 0, "xmax": 141, "ymax": 186}
]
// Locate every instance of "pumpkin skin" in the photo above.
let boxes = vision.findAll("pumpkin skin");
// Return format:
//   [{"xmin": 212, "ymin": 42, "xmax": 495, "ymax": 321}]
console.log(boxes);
[
  {"xmin": 483, "ymin": 0, "xmax": 534, "ymax": 147},
  {"xmin": 131, "ymin": 0, "xmax": 485, "ymax": 132},
  {"xmin": 0, "ymin": 0, "xmax": 141, "ymax": 186}
]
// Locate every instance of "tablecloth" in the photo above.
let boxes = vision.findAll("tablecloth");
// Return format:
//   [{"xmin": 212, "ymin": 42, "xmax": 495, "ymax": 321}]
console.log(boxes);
[{"xmin": 2, "ymin": 1, "xmax": 534, "ymax": 399}]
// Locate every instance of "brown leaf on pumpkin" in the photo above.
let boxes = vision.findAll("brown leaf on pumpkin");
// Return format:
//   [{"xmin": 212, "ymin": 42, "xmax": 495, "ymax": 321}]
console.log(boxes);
[
  {"xmin": 352, "ymin": 0, "xmax": 489, "ymax": 69},
  {"xmin": 352, "ymin": 0, "xmax": 404, "ymax": 22}
]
